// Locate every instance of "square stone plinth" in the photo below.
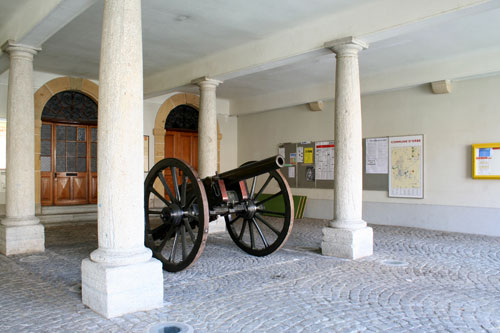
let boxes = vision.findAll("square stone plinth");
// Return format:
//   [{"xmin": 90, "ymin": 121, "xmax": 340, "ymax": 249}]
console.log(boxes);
[
  {"xmin": 82, "ymin": 258, "xmax": 164, "ymax": 318},
  {"xmin": 321, "ymin": 226, "xmax": 373, "ymax": 259},
  {"xmin": 209, "ymin": 216, "xmax": 226, "ymax": 233},
  {"xmin": 0, "ymin": 223, "xmax": 45, "ymax": 256}
]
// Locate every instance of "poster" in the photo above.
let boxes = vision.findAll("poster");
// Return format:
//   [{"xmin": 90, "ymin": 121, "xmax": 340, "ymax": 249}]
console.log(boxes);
[
  {"xmin": 366, "ymin": 137, "xmax": 388, "ymax": 174},
  {"xmin": 389, "ymin": 135, "xmax": 423, "ymax": 198},
  {"xmin": 288, "ymin": 167, "xmax": 295, "ymax": 178},
  {"xmin": 304, "ymin": 148, "xmax": 314, "ymax": 164},
  {"xmin": 305, "ymin": 166, "xmax": 315, "ymax": 181},
  {"xmin": 473, "ymin": 144, "xmax": 500, "ymax": 178},
  {"xmin": 279, "ymin": 147, "xmax": 285, "ymax": 158},
  {"xmin": 297, "ymin": 146, "xmax": 304, "ymax": 163},
  {"xmin": 290, "ymin": 153, "xmax": 297, "ymax": 165},
  {"xmin": 315, "ymin": 141, "xmax": 334, "ymax": 180}
]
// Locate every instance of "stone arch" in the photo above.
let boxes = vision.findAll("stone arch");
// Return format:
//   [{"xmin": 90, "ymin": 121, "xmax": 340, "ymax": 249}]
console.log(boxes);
[
  {"xmin": 34, "ymin": 77, "xmax": 99, "ymax": 210},
  {"xmin": 153, "ymin": 92, "xmax": 222, "ymax": 171}
]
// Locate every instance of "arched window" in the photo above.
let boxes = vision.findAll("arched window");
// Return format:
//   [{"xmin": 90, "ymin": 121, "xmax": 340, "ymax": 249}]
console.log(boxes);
[
  {"xmin": 42, "ymin": 91, "xmax": 97, "ymax": 124},
  {"xmin": 164, "ymin": 105, "xmax": 198, "ymax": 131}
]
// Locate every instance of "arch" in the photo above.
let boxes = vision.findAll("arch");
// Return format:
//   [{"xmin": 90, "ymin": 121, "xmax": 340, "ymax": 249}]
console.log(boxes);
[
  {"xmin": 153, "ymin": 93, "xmax": 222, "ymax": 171},
  {"xmin": 34, "ymin": 77, "xmax": 99, "ymax": 210}
]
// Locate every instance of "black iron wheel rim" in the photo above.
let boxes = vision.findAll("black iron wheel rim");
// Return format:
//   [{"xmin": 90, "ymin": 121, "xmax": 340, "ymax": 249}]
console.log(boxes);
[{"xmin": 225, "ymin": 169, "xmax": 294, "ymax": 256}]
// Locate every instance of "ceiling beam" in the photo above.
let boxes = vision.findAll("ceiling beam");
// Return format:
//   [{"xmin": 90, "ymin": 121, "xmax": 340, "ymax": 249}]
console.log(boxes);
[
  {"xmin": 144, "ymin": 0, "xmax": 489, "ymax": 97},
  {"xmin": 0, "ymin": 0, "xmax": 98, "ymax": 73},
  {"xmin": 231, "ymin": 46, "xmax": 500, "ymax": 115}
]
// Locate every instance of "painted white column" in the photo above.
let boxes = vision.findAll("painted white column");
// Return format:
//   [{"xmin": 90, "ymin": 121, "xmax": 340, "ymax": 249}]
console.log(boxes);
[
  {"xmin": 192, "ymin": 77, "xmax": 222, "ymax": 178},
  {"xmin": 81, "ymin": 0, "xmax": 163, "ymax": 318},
  {"xmin": 0, "ymin": 41, "xmax": 44, "ymax": 256},
  {"xmin": 321, "ymin": 37, "xmax": 373, "ymax": 260}
]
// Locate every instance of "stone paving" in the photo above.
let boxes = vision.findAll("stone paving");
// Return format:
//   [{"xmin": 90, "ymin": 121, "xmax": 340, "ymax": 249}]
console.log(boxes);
[{"xmin": 1, "ymin": 219, "xmax": 500, "ymax": 332}]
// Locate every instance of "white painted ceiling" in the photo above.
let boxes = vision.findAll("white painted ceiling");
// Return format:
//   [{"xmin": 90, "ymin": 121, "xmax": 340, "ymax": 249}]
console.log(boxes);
[
  {"xmin": 10, "ymin": 0, "xmax": 500, "ymax": 102},
  {"xmin": 217, "ymin": 6, "xmax": 500, "ymax": 99}
]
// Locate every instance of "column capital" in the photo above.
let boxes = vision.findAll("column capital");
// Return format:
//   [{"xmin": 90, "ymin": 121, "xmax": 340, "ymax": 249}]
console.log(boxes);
[
  {"xmin": 1, "ymin": 40, "xmax": 41, "ymax": 58},
  {"xmin": 191, "ymin": 76, "xmax": 223, "ymax": 88},
  {"xmin": 325, "ymin": 37, "xmax": 368, "ymax": 55}
]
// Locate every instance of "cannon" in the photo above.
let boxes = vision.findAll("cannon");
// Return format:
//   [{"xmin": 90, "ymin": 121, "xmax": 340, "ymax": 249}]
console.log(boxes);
[{"xmin": 144, "ymin": 155, "xmax": 294, "ymax": 272}]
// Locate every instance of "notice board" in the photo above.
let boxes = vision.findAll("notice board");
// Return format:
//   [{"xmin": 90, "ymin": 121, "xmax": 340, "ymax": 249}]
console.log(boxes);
[
  {"xmin": 278, "ymin": 143, "xmax": 297, "ymax": 187},
  {"xmin": 362, "ymin": 138, "xmax": 388, "ymax": 191},
  {"xmin": 472, "ymin": 143, "xmax": 500, "ymax": 179},
  {"xmin": 279, "ymin": 141, "xmax": 334, "ymax": 189},
  {"xmin": 297, "ymin": 142, "xmax": 316, "ymax": 188}
]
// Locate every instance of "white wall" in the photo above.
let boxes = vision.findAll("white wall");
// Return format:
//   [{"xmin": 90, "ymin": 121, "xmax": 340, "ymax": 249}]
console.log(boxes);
[{"xmin": 236, "ymin": 74, "xmax": 500, "ymax": 236}]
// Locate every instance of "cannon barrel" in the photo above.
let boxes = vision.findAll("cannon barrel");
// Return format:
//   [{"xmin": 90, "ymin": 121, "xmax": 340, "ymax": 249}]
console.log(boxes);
[{"xmin": 217, "ymin": 155, "xmax": 284, "ymax": 185}]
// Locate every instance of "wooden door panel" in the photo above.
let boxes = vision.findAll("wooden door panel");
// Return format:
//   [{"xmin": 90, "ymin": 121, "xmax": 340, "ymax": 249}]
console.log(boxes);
[
  {"xmin": 73, "ymin": 176, "xmax": 88, "ymax": 202},
  {"xmin": 193, "ymin": 134, "xmax": 198, "ymax": 170},
  {"xmin": 90, "ymin": 175, "xmax": 98, "ymax": 203},
  {"xmin": 40, "ymin": 175, "xmax": 52, "ymax": 204},
  {"xmin": 165, "ymin": 133, "xmax": 175, "ymax": 159},
  {"xmin": 178, "ymin": 133, "xmax": 193, "ymax": 164},
  {"xmin": 55, "ymin": 177, "xmax": 71, "ymax": 203}
]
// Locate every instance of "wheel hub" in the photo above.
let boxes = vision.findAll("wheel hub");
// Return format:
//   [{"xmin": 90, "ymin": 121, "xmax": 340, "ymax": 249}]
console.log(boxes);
[
  {"xmin": 244, "ymin": 200, "xmax": 258, "ymax": 219},
  {"xmin": 161, "ymin": 204, "xmax": 184, "ymax": 225}
]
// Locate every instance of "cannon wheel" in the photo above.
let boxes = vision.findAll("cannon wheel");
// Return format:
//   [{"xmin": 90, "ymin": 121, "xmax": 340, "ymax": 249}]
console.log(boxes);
[
  {"xmin": 225, "ymin": 166, "xmax": 294, "ymax": 256},
  {"xmin": 144, "ymin": 158, "xmax": 209, "ymax": 272}
]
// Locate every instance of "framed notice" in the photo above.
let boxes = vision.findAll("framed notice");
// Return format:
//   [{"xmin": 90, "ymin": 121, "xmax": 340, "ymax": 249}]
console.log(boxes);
[
  {"xmin": 388, "ymin": 135, "xmax": 424, "ymax": 198},
  {"xmin": 472, "ymin": 143, "xmax": 500, "ymax": 179},
  {"xmin": 144, "ymin": 135, "xmax": 149, "ymax": 172},
  {"xmin": 365, "ymin": 137, "xmax": 388, "ymax": 174}
]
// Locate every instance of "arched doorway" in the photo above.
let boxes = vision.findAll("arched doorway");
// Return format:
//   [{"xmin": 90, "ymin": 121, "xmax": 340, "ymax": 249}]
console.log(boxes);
[
  {"xmin": 152, "ymin": 93, "xmax": 222, "ymax": 170},
  {"xmin": 164, "ymin": 104, "xmax": 199, "ymax": 168},
  {"xmin": 34, "ymin": 77, "xmax": 99, "ymax": 210},
  {"xmin": 40, "ymin": 90, "xmax": 98, "ymax": 206}
]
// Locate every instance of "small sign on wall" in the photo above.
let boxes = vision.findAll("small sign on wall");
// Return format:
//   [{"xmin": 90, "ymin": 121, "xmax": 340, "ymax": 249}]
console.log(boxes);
[{"xmin": 472, "ymin": 143, "xmax": 500, "ymax": 179}]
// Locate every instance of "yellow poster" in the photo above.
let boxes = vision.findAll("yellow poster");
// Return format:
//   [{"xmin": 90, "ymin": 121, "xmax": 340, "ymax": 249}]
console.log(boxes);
[{"xmin": 304, "ymin": 148, "xmax": 313, "ymax": 164}]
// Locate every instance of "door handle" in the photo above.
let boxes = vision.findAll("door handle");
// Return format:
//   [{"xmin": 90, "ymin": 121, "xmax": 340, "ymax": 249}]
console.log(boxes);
[{"xmin": 66, "ymin": 173, "xmax": 78, "ymax": 176}]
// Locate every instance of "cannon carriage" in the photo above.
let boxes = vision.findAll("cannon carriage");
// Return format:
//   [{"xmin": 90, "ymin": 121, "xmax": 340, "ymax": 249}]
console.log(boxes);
[{"xmin": 144, "ymin": 155, "xmax": 294, "ymax": 272}]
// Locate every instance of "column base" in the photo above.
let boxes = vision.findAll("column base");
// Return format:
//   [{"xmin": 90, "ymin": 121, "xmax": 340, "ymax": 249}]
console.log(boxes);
[
  {"xmin": 81, "ymin": 258, "xmax": 164, "ymax": 318},
  {"xmin": 0, "ymin": 221, "xmax": 45, "ymax": 255},
  {"xmin": 209, "ymin": 216, "xmax": 226, "ymax": 233},
  {"xmin": 321, "ymin": 225, "xmax": 373, "ymax": 259}
]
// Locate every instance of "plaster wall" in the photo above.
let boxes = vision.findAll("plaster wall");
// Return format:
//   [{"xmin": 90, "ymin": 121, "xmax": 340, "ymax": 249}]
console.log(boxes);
[{"xmin": 236, "ymin": 74, "xmax": 500, "ymax": 236}]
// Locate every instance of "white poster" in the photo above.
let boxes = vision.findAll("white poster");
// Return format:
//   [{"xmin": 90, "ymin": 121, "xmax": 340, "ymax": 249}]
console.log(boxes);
[
  {"xmin": 366, "ymin": 137, "xmax": 388, "ymax": 174},
  {"xmin": 278, "ymin": 147, "xmax": 285, "ymax": 158},
  {"xmin": 296, "ymin": 146, "xmax": 304, "ymax": 163},
  {"xmin": 388, "ymin": 135, "xmax": 423, "ymax": 198},
  {"xmin": 315, "ymin": 141, "xmax": 334, "ymax": 180},
  {"xmin": 288, "ymin": 167, "xmax": 295, "ymax": 178},
  {"xmin": 474, "ymin": 147, "xmax": 500, "ymax": 176}
]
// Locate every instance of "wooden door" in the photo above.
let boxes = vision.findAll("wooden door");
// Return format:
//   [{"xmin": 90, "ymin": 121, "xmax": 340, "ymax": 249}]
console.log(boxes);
[
  {"xmin": 40, "ymin": 123, "xmax": 97, "ymax": 206},
  {"xmin": 164, "ymin": 130, "xmax": 198, "ymax": 192},
  {"xmin": 165, "ymin": 130, "xmax": 198, "ymax": 168}
]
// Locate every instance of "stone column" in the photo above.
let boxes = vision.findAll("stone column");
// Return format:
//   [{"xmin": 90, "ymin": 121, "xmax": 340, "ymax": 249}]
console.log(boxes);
[
  {"xmin": 192, "ymin": 77, "xmax": 222, "ymax": 178},
  {"xmin": 191, "ymin": 77, "xmax": 225, "ymax": 232},
  {"xmin": 0, "ymin": 41, "xmax": 44, "ymax": 256},
  {"xmin": 321, "ymin": 37, "xmax": 373, "ymax": 260},
  {"xmin": 81, "ymin": 0, "xmax": 163, "ymax": 318}
]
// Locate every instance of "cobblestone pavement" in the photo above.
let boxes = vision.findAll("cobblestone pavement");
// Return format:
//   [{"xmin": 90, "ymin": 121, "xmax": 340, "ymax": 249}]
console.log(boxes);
[{"xmin": 1, "ymin": 219, "xmax": 500, "ymax": 332}]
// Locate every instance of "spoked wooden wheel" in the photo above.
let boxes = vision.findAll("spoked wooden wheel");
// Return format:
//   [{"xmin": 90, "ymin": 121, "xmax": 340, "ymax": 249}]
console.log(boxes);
[
  {"xmin": 225, "ymin": 168, "xmax": 294, "ymax": 256},
  {"xmin": 144, "ymin": 158, "xmax": 209, "ymax": 272}
]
